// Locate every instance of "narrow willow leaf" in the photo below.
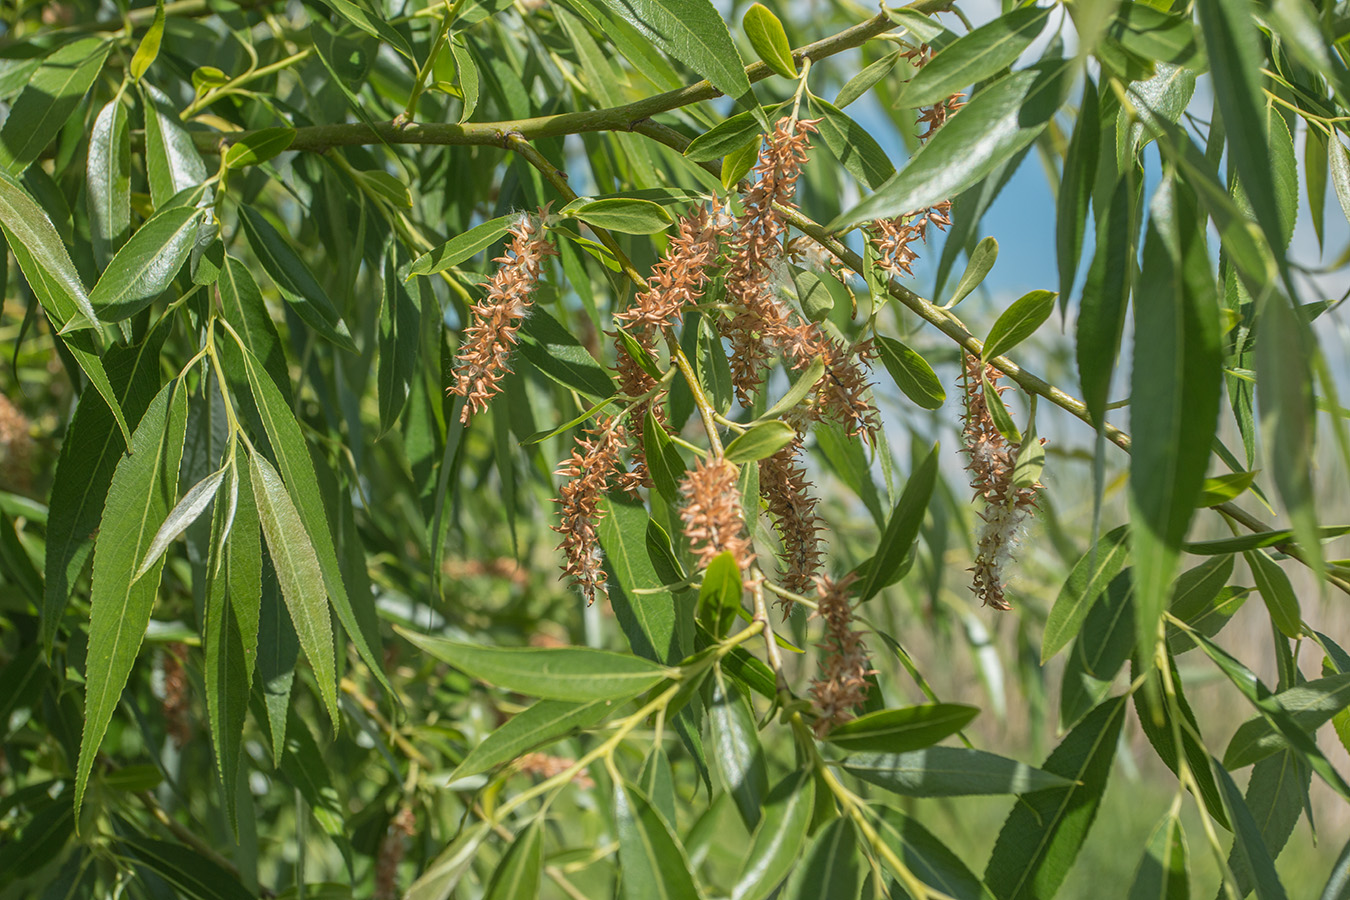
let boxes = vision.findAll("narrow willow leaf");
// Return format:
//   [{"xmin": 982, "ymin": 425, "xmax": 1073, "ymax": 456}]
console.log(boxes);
[
  {"xmin": 223, "ymin": 126, "xmax": 296, "ymax": 170},
  {"xmin": 1057, "ymin": 79, "xmax": 1098, "ymax": 304},
  {"xmin": 134, "ymin": 464, "xmax": 226, "ymax": 580},
  {"xmin": 1129, "ymin": 178, "xmax": 1222, "ymax": 690},
  {"xmin": 42, "ymin": 325, "xmax": 166, "ymax": 652},
  {"xmin": 409, "ymin": 214, "xmax": 514, "ymax": 276},
  {"xmin": 254, "ymin": 560, "xmax": 297, "ymax": 760},
  {"xmin": 377, "ymin": 246, "xmax": 422, "ymax": 435},
  {"xmin": 140, "ymin": 82, "xmax": 208, "ymax": 206},
  {"xmin": 743, "ymin": 3, "xmax": 795, "ymax": 78},
  {"xmin": 947, "ymin": 236, "xmax": 998, "ymax": 308},
  {"xmin": 810, "ymin": 95, "xmax": 896, "ymax": 190},
  {"xmin": 88, "ymin": 98, "xmax": 131, "ymax": 268},
  {"xmin": 218, "ymin": 256, "xmax": 289, "ymax": 399},
  {"xmin": 0, "ymin": 169, "xmax": 98, "ymax": 331},
  {"xmin": 981, "ymin": 372, "xmax": 1021, "ymax": 443},
  {"xmin": 0, "ymin": 38, "xmax": 109, "ymax": 175},
  {"xmin": 1076, "ymin": 173, "xmax": 1134, "ymax": 425},
  {"xmin": 761, "ymin": 356, "xmax": 826, "ymax": 420},
  {"xmin": 570, "ymin": 197, "xmax": 672, "ymax": 234},
  {"xmin": 785, "ymin": 817, "xmax": 859, "ymax": 900},
  {"xmin": 77, "ymin": 380, "xmax": 188, "ymax": 815},
  {"xmin": 396, "ymin": 627, "xmax": 671, "ymax": 700},
  {"xmin": 1184, "ymin": 525, "xmax": 1350, "ymax": 555},
  {"xmin": 118, "ymin": 836, "xmax": 254, "ymax": 900},
  {"xmin": 1211, "ymin": 759, "xmax": 1291, "ymax": 900},
  {"xmin": 722, "ymin": 139, "xmax": 760, "ymax": 188},
  {"xmin": 730, "ymin": 770, "xmax": 814, "ymax": 900},
  {"xmin": 89, "ymin": 204, "xmax": 200, "ymax": 321},
  {"xmin": 901, "ymin": 5, "xmax": 1053, "ymax": 108},
  {"xmin": 1329, "ymin": 136, "xmax": 1350, "ymax": 230},
  {"xmin": 1127, "ymin": 812, "xmax": 1188, "ymax": 900},
  {"xmin": 451, "ymin": 697, "xmax": 623, "ymax": 781},
  {"xmin": 1165, "ymin": 555, "xmax": 1237, "ymax": 651},
  {"xmin": 983, "ymin": 289, "xmax": 1057, "ymax": 361},
  {"xmin": 250, "ymin": 453, "xmax": 337, "ymax": 727},
  {"xmin": 836, "ymin": 50, "xmax": 902, "ymax": 109},
  {"xmin": 640, "ymin": 411, "xmax": 683, "ymax": 505},
  {"xmin": 1060, "ymin": 570, "xmax": 1134, "ymax": 728},
  {"xmin": 984, "ymin": 696, "xmax": 1127, "ymax": 900},
  {"xmin": 238, "ymin": 344, "xmax": 392, "ymax": 696},
  {"xmin": 404, "ymin": 821, "xmax": 491, "ymax": 900},
  {"xmin": 615, "ymin": 781, "xmax": 701, "ymax": 900},
  {"xmin": 129, "ymin": 0, "xmax": 165, "ymax": 80},
  {"xmin": 842, "ymin": 746, "xmax": 1072, "ymax": 797},
  {"xmin": 0, "ymin": 514, "xmax": 42, "ymax": 608},
  {"xmin": 1225, "ymin": 751, "xmax": 1308, "ymax": 898},
  {"xmin": 1195, "ymin": 470, "xmax": 1258, "ymax": 507},
  {"xmin": 595, "ymin": 0, "xmax": 750, "ymax": 104},
  {"xmin": 710, "ymin": 665, "xmax": 767, "ymax": 829},
  {"xmin": 831, "ymin": 59, "xmax": 1072, "ymax": 230},
  {"xmin": 1245, "ymin": 550, "xmax": 1303, "ymax": 638},
  {"xmin": 599, "ymin": 494, "xmax": 688, "ymax": 665},
  {"xmin": 1322, "ymin": 838, "xmax": 1350, "ymax": 900},
  {"xmin": 1222, "ymin": 674, "xmax": 1350, "ymax": 768},
  {"xmin": 1109, "ymin": 2, "xmax": 1199, "ymax": 64},
  {"xmin": 873, "ymin": 806, "xmax": 994, "ymax": 900},
  {"xmin": 518, "ymin": 308, "xmax": 617, "ymax": 399},
  {"xmin": 278, "ymin": 716, "xmax": 349, "ymax": 844},
  {"xmin": 206, "ymin": 453, "xmax": 261, "ymax": 835},
  {"xmin": 684, "ymin": 109, "xmax": 768, "ymax": 161},
  {"xmin": 725, "ymin": 421, "xmax": 796, "ymax": 463},
  {"xmin": 859, "ymin": 442, "xmax": 939, "ymax": 601},
  {"xmin": 697, "ymin": 550, "xmax": 741, "ymax": 638},
  {"xmin": 239, "ymin": 207, "xmax": 356, "ymax": 352},
  {"xmin": 823, "ymin": 703, "xmax": 978, "ymax": 752},
  {"xmin": 484, "ymin": 820, "xmax": 542, "ymax": 900}
]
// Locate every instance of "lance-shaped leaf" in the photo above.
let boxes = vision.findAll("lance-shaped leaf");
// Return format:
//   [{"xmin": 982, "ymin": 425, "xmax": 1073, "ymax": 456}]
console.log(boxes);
[
  {"xmin": 725, "ymin": 420, "xmax": 796, "ymax": 463},
  {"xmin": 831, "ymin": 59, "xmax": 1072, "ymax": 230},
  {"xmin": 77, "ymin": 380, "xmax": 188, "ymax": 815},
  {"xmin": 133, "ymin": 463, "xmax": 226, "ymax": 580},
  {"xmin": 731, "ymin": 770, "xmax": 815, "ymax": 900},
  {"xmin": 785, "ymin": 817, "xmax": 859, "ymax": 900},
  {"xmin": 1042, "ymin": 525, "xmax": 1130, "ymax": 662},
  {"xmin": 484, "ymin": 820, "xmax": 543, "ymax": 900},
  {"xmin": 238, "ymin": 206, "xmax": 356, "ymax": 352},
  {"xmin": 984, "ymin": 695, "xmax": 1127, "ymax": 900},
  {"xmin": 1222, "ymin": 674, "xmax": 1350, "ymax": 768},
  {"xmin": 983, "ymin": 289, "xmax": 1057, "ymax": 362},
  {"xmin": 405, "ymin": 821, "xmax": 491, "ymax": 900},
  {"xmin": 595, "ymin": 0, "xmax": 750, "ymax": 103},
  {"xmin": 947, "ymin": 236, "xmax": 999, "ymax": 309},
  {"xmin": 1075, "ymin": 171, "xmax": 1135, "ymax": 426},
  {"xmin": 1224, "ymin": 750, "xmax": 1308, "ymax": 899},
  {"xmin": 569, "ymin": 197, "xmax": 673, "ymax": 234},
  {"xmin": 250, "ymin": 453, "xmax": 338, "ymax": 727},
  {"xmin": 1245, "ymin": 549, "xmax": 1303, "ymax": 639},
  {"xmin": 841, "ymin": 746, "xmax": 1072, "ymax": 797},
  {"xmin": 1129, "ymin": 178, "xmax": 1222, "ymax": 691},
  {"xmin": 518, "ymin": 308, "xmax": 617, "ymax": 399},
  {"xmin": 1057, "ymin": 79, "xmax": 1098, "ymax": 304},
  {"xmin": 824, "ymin": 703, "xmax": 979, "ymax": 752},
  {"xmin": 0, "ymin": 170, "xmax": 98, "ymax": 332},
  {"xmin": 873, "ymin": 806, "xmax": 994, "ymax": 900},
  {"xmin": 710, "ymin": 665, "xmax": 767, "ymax": 829},
  {"xmin": 451, "ymin": 697, "xmax": 625, "ymax": 782},
  {"xmin": 1127, "ymin": 812, "xmax": 1188, "ymax": 900},
  {"xmin": 396, "ymin": 627, "xmax": 672, "ymax": 701},
  {"xmin": 377, "ymin": 245, "xmax": 422, "ymax": 435},
  {"xmin": 743, "ymin": 3, "xmax": 795, "ymax": 77},
  {"xmin": 409, "ymin": 214, "xmax": 515, "ymax": 276},
  {"xmin": 222, "ymin": 126, "xmax": 296, "ymax": 170},
  {"xmin": 1211, "ymin": 759, "xmax": 1291, "ymax": 900},
  {"xmin": 615, "ymin": 780, "xmax": 701, "ymax": 900},
  {"xmin": 901, "ymin": 5, "xmax": 1053, "ymax": 108},
  {"xmin": 88, "ymin": 98, "xmax": 131, "ymax": 268},
  {"xmin": 644, "ymin": 410, "xmax": 687, "ymax": 504},
  {"xmin": 129, "ymin": 0, "xmax": 165, "ymax": 80},
  {"xmin": 876, "ymin": 338, "xmax": 945, "ymax": 411},
  {"xmin": 858, "ymin": 442, "xmax": 939, "ymax": 601},
  {"xmin": 0, "ymin": 37, "xmax": 109, "ymax": 175},
  {"xmin": 810, "ymin": 95, "xmax": 895, "ymax": 190},
  {"xmin": 117, "ymin": 836, "xmax": 254, "ymax": 900},
  {"xmin": 140, "ymin": 82, "xmax": 208, "ymax": 206}
]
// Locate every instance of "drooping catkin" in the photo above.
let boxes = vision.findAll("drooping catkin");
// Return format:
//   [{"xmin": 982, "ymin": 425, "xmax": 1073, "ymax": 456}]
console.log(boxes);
[
  {"xmin": 553, "ymin": 419, "xmax": 628, "ymax": 606},
  {"xmin": 960, "ymin": 355, "xmax": 1042, "ymax": 611},
  {"xmin": 679, "ymin": 457, "xmax": 755, "ymax": 574},
  {"xmin": 0, "ymin": 393, "xmax": 32, "ymax": 491},
  {"xmin": 759, "ymin": 437, "xmax": 823, "ymax": 606},
  {"xmin": 449, "ymin": 212, "xmax": 557, "ymax": 424},
  {"xmin": 809, "ymin": 573, "xmax": 871, "ymax": 735}
]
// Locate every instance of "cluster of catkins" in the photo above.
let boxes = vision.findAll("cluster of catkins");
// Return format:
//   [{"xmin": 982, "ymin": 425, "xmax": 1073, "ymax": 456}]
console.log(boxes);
[{"xmin": 959, "ymin": 355, "xmax": 1043, "ymax": 611}]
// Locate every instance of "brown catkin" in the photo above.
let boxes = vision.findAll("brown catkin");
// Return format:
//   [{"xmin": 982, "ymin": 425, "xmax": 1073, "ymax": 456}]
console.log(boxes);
[
  {"xmin": 553, "ymin": 418, "xmax": 628, "ymax": 606},
  {"xmin": 679, "ymin": 457, "xmax": 755, "ymax": 574},
  {"xmin": 0, "ymin": 393, "xmax": 33, "ymax": 491},
  {"xmin": 374, "ymin": 805, "xmax": 416, "ymax": 900},
  {"xmin": 161, "ymin": 643, "xmax": 191, "ymax": 748},
  {"xmin": 809, "ymin": 573, "xmax": 872, "ymax": 735},
  {"xmin": 759, "ymin": 437, "xmax": 823, "ymax": 606}
]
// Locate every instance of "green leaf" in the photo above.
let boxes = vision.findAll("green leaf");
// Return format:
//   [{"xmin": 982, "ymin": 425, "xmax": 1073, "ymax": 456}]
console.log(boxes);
[
  {"xmin": 743, "ymin": 3, "xmax": 796, "ymax": 78},
  {"xmin": 1076, "ymin": 172, "xmax": 1136, "ymax": 426},
  {"xmin": 405, "ymin": 822, "xmax": 491, "ymax": 900},
  {"xmin": 1245, "ymin": 550, "xmax": 1303, "ymax": 638},
  {"xmin": 277, "ymin": 715, "xmax": 349, "ymax": 845},
  {"xmin": 205, "ymin": 451, "xmax": 260, "ymax": 835},
  {"xmin": 451, "ymin": 697, "xmax": 622, "ymax": 781},
  {"xmin": 872, "ymin": 806, "xmax": 994, "ymax": 900},
  {"xmin": 378, "ymin": 246, "xmax": 422, "ymax": 435},
  {"xmin": 1227, "ymin": 750, "xmax": 1307, "ymax": 899},
  {"xmin": 88, "ymin": 98, "xmax": 131, "ymax": 268},
  {"xmin": 761, "ymin": 356, "xmax": 826, "ymax": 420},
  {"xmin": 710, "ymin": 665, "xmax": 767, "ymax": 830},
  {"xmin": 219, "ymin": 256, "xmax": 290, "ymax": 400},
  {"xmin": 1211, "ymin": 759, "xmax": 1291, "ymax": 900},
  {"xmin": 0, "ymin": 514, "xmax": 42, "ymax": 610},
  {"xmin": 0, "ymin": 169, "xmax": 99, "ymax": 332},
  {"xmin": 785, "ymin": 817, "xmax": 859, "ymax": 900},
  {"xmin": 570, "ymin": 197, "xmax": 673, "ymax": 234},
  {"xmin": 983, "ymin": 289, "xmax": 1057, "ymax": 362},
  {"xmin": 722, "ymin": 139, "xmax": 760, "ymax": 188},
  {"xmin": 409, "ymin": 214, "xmax": 515, "ymax": 276},
  {"xmin": 1129, "ymin": 178, "xmax": 1222, "ymax": 687},
  {"xmin": 1057, "ymin": 79, "xmax": 1098, "ymax": 304},
  {"xmin": 250, "ymin": 453, "xmax": 338, "ymax": 728},
  {"xmin": 1166, "ymin": 555, "xmax": 1239, "ymax": 652},
  {"xmin": 823, "ymin": 703, "xmax": 978, "ymax": 752},
  {"xmin": 518, "ymin": 308, "xmax": 617, "ymax": 399},
  {"xmin": 809, "ymin": 95, "xmax": 896, "ymax": 190},
  {"xmin": 684, "ymin": 109, "xmax": 767, "ymax": 162},
  {"xmin": 836, "ymin": 50, "xmax": 903, "ymax": 109},
  {"xmin": 237, "ymin": 342, "xmax": 393, "ymax": 697},
  {"xmin": 313, "ymin": 0, "xmax": 414, "ymax": 60},
  {"xmin": 725, "ymin": 421, "xmax": 796, "ymax": 463},
  {"xmin": 1109, "ymin": 2, "xmax": 1199, "ymax": 65},
  {"xmin": 901, "ymin": 5, "xmax": 1052, "ymax": 109},
  {"xmin": 859, "ymin": 442, "xmax": 939, "ymax": 601},
  {"xmin": 76, "ymin": 380, "xmax": 188, "ymax": 815},
  {"xmin": 484, "ymin": 820, "xmax": 543, "ymax": 900},
  {"xmin": 239, "ymin": 206, "xmax": 356, "ymax": 352},
  {"xmin": 396, "ymin": 628, "xmax": 671, "ymax": 701},
  {"xmin": 223, "ymin": 126, "xmax": 296, "ymax": 169},
  {"xmin": 129, "ymin": 0, "xmax": 165, "ymax": 80},
  {"xmin": 1127, "ymin": 812, "xmax": 1189, "ymax": 900},
  {"xmin": 0, "ymin": 38, "xmax": 109, "ymax": 175},
  {"xmin": 615, "ymin": 780, "xmax": 701, "ymax": 900},
  {"xmin": 1321, "ymin": 838, "xmax": 1350, "ymax": 900},
  {"xmin": 697, "ymin": 550, "xmax": 741, "ymax": 637},
  {"xmin": 1222, "ymin": 674, "xmax": 1350, "ymax": 768},
  {"xmin": 134, "ymin": 464, "xmax": 225, "ymax": 580},
  {"xmin": 1184, "ymin": 525, "xmax": 1350, "ymax": 555},
  {"xmin": 594, "ymin": 0, "xmax": 751, "ymax": 106},
  {"xmin": 42, "ymin": 325, "xmax": 166, "ymax": 652},
  {"xmin": 641, "ymin": 412, "xmax": 686, "ymax": 505},
  {"xmin": 730, "ymin": 770, "xmax": 814, "ymax": 900},
  {"xmin": 984, "ymin": 696, "xmax": 1128, "ymax": 900},
  {"xmin": 254, "ymin": 570, "xmax": 297, "ymax": 762},
  {"xmin": 118, "ymin": 836, "xmax": 254, "ymax": 900},
  {"xmin": 947, "ymin": 235, "xmax": 998, "ymax": 308},
  {"xmin": 831, "ymin": 59, "xmax": 1071, "ymax": 231},
  {"xmin": 842, "ymin": 747, "xmax": 1073, "ymax": 797},
  {"xmin": 600, "ymin": 494, "xmax": 689, "ymax": 666},
  {"xmin": 1196, "ymin": 470, "xmax": 1258, "ymax": 507},
  {"xmin": 1042, "ymin": 525, "xmax": 1129, "ymax": 662},
  {"xmin": 89, "ymin": 204, "xmax": 201, "ymax": 321},
  {"xmin": 1060, "ymin": 570, "xmax": 1134, "ymax": 728},
  {"xmin": 140, "ymin": 82, "xmax": 208, "ymax": 207}
]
